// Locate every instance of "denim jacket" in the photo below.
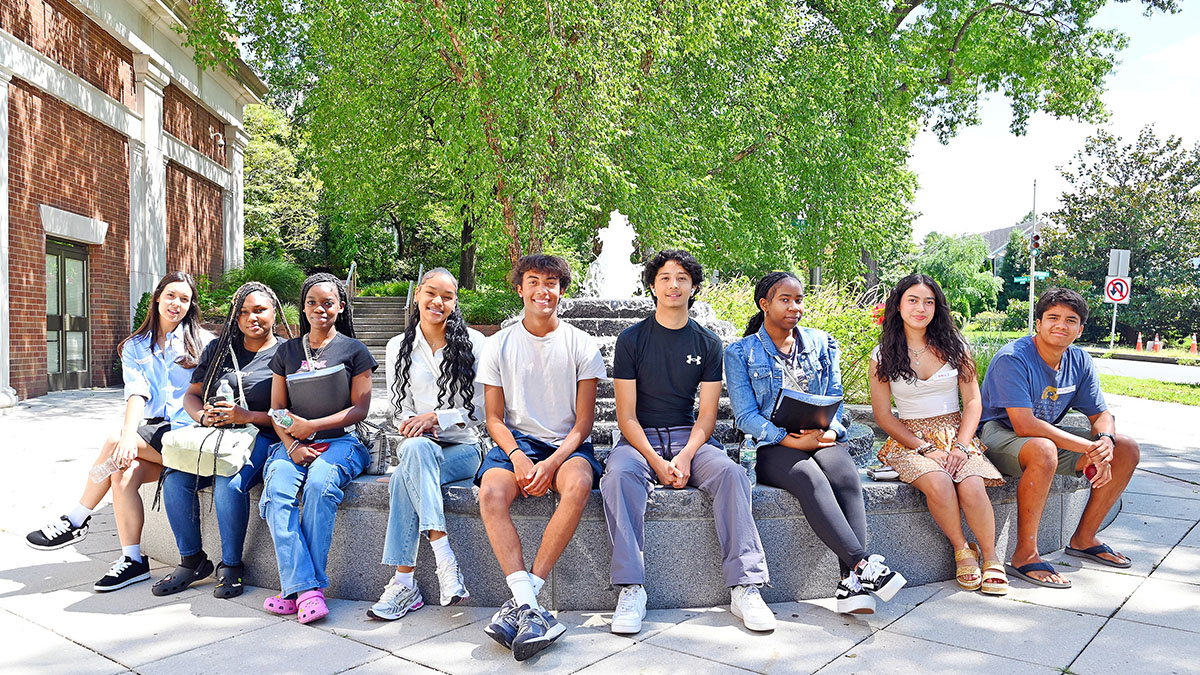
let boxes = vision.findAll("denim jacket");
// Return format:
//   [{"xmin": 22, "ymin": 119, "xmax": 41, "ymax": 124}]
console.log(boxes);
[{"xmin": 723, "ymin": 324, "xmax": 847, "ymax": 445}]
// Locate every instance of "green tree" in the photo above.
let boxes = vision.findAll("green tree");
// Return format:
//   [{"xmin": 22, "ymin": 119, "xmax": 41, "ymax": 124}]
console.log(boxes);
[
  {"xmin": 997, "ymin": 227, "xmax": 1030, "ymax": 310},
  {"xmin": 184, "ymin": 0, "xmax": 1180, "ymax": 284},
  {"xmin": 1043, "ymin": 126, "xmax": 1200, "ymax": 342},
  {"xmin": 915, "ymin": 233, "xmax": 1002, "ymax": 318}
]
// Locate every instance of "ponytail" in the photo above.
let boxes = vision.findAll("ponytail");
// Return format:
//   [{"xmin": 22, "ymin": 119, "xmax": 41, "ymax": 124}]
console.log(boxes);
[{"xmin": 743, "ymin": 271, "xmax": 801, "ymax": 336}]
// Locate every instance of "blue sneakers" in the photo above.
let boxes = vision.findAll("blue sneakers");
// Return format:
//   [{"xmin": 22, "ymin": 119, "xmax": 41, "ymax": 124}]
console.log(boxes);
[
  {"xmin": 484, "ymin": 598, "xmax": 521, "ymax": 649},
  {"xmin": 512, "ymin": 604, "xmax": 566, "ymax": 662}
]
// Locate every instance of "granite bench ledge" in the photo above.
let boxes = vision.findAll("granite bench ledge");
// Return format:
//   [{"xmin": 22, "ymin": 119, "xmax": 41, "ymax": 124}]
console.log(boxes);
[{"xmin": 140, "ymin": 470, "xmax": 1114, "ymax": 611}]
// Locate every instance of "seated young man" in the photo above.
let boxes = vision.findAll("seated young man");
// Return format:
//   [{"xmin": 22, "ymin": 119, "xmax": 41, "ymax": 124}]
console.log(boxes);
[
  {"xmin": 600, "ymin": 250, "xmax": 773, "ymax": 634},
  {"xmin": 980, "ymin": 288, "xmax": 1140, "ymax": 589},
  {"xmin": 475, "ymin": 254, "xmax": 608, "ymax": 661}
]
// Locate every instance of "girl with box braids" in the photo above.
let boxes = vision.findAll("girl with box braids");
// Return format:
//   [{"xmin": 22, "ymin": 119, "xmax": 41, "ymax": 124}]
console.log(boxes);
[
  {"xmin": 199, "ymin": 282, "xmax": 294, "ymax": 400},
  {"xmin": 299, "ymin": 273, "xmax": 356, "ymax": 338}
]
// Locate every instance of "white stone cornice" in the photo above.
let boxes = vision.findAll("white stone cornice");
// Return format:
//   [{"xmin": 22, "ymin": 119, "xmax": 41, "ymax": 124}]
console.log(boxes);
[
  {"xmin": 134, "ymin": 53, "xmax": 171, "ymax": 95},
  {"xmin": 163, "ymin": 132, "xmax": 231, "ymax": 187},
  {"xmin": 40, "ymin": 205, "xmax": 109, "ymax": 245},
  {"xmin": 228, "ymin": 125, "xmax": 250, "ymax": 152}
]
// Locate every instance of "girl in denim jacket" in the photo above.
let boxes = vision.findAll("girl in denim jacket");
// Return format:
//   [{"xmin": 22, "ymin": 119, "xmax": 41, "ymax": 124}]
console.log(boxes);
[{"xmin": 724, "ymin": 272, "xmax": 906, "ymax": 615}]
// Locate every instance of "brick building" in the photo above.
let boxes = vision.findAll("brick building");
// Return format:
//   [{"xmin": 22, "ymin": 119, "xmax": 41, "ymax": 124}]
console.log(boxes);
[{"xmin": 0, "ymin": 0, "xmax": 266, "ymax": 402}]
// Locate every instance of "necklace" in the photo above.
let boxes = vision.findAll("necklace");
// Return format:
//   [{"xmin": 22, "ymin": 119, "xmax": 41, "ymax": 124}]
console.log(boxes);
[
  {"xmin": 908, "ymin": 344, "xmax": 930, "ymax": 366},
  {"xmin": 302, "ymin": 333, "xmax": 335, "ymax": 371}
]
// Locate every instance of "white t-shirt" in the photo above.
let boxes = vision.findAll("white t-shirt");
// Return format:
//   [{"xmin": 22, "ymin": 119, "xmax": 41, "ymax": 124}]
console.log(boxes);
[
  {"xmin": 871, "ymin": 345, "xmax": 961, "ymax": 420},
  {"xmin": 385, "ymin": 326, "xmax": 486, "ymax": 445},
  {"xmin": 477, "ymin": 319, "xmax": 609, "ymax": 445}
]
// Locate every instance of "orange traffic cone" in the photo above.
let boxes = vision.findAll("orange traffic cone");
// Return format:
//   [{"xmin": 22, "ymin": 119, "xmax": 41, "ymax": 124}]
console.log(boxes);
[
  {"xmin": 1191, "ymin": 334, "xmax": 1197, "ymax": 355},
  {"xmin": 1153, "ymin": 333, "xmax": 1161, "ymax": 353},
  {"xmin": 1136, "ymin": 332, "xmax": 1143, "ymax": 351}
]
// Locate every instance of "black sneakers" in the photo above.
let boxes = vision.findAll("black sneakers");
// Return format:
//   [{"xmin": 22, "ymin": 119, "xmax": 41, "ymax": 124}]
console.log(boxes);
[
  {"xmin": 835, "ymin": 573, "xmax": 876, "ymax": 614},
  {"xmin": 94, "ymin": 556, "xmax": 151, "ymax": 592},
  {"xmin": 26, "ymin": 515, "xmax": 89, "ymax": 551},
  {"xmin": 512, "ymin": 604, "xmax": 566, "ymax": 662},
  {"xmin": 484, "ymin": 598, "xmax": 521, "ymax": 650},
  {"xmin": 854, "ymin": 554, "xmax": 907, "ymax": 602}
]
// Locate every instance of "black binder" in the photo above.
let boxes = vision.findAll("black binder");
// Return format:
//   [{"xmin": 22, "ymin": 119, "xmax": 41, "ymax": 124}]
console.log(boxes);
[
  {"xmin": 286, "ymin": 363, "xmax": 351, "ymax": 436},
  {"xmin": 770, "ymin": 389, "xmax": 842, "ymax": 433}
]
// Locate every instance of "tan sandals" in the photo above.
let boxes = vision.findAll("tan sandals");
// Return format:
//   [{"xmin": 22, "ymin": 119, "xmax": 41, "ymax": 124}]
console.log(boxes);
[
  {"xmin": 955, "ymin": 545, "xmax": 982, "ymax": 591},
  {"xmin": 968, "ymin": 543, "xmax": 1009, "ymax": 596}
]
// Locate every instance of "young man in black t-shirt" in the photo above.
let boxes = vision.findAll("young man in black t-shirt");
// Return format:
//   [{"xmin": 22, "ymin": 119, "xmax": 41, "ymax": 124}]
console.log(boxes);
[{"xmin": 600, "ymin": 250, "xmax": 772, "ymax": 634}]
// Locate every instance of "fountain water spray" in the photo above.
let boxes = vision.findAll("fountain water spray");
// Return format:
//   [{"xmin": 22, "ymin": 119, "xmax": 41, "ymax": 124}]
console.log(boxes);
[{"xmin": 582, "ymin": 210, "xmax": 642, "ymax": 299}]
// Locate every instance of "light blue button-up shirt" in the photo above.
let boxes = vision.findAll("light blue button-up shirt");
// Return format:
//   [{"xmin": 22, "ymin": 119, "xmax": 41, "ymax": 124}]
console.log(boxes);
[{"xmin": 120, "ymin": 325, "xmax": 214, "ymax": 428}]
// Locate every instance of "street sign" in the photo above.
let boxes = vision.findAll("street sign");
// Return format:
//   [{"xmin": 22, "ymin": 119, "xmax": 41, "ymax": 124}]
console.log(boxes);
[
  {"xmin": 1033, "ymin": 271, "xmax": 1048, "ymax": 279},
  {"xmin": 1108, "ymin": 249, "xmax": 1131, "ymax": 278},
  {"xmin": 1014, "ymin": 275, "xmax": 1029, "ymax": 283},
  {"xmin": 1104, "ymin": 276, "xmax": 1131, "ymax": 304}
]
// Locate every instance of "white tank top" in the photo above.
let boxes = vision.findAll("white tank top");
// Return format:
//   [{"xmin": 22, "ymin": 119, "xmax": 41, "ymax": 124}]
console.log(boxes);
[{"xmin": 871, "ymin": 346, "xmax": 961, "ymax": 419}]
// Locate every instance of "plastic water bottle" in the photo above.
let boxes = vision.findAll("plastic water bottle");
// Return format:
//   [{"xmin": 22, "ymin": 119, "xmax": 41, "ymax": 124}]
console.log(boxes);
[
  {"xmin": 89, "ymin": 457, "xmax": 120, "ymax": 483},
  {"xmin": 269, "ymin": 408, "xmax": 295, "ymax": 429},
  {"xmin": 739, "ymin": 434, "xmax": 757, "ymax": 487},
  {"xmin": 216, "ymin": 380, "xmax": 235, "ymax": 405}
]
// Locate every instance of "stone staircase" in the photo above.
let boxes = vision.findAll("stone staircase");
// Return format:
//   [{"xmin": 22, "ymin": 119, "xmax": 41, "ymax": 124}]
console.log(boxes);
[{"xmin": 351, "ymin": 296, "xmax": 408, "ymax": 385}]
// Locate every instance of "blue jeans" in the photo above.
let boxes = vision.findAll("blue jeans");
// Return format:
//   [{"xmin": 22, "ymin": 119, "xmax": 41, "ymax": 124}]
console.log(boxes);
[
  {"xmin": 259, "ymin": 433, "xmax": 368, "ymax": 597},
  {"xmin": 381, "ymin": 438, "xmax": 482, "ymax": 567},
  {"xmin": 161, "ymin": 433, "xmax": 272, "ymax": 566}
]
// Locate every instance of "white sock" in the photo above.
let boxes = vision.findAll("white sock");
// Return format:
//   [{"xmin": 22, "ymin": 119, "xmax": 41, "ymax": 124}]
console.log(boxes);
[
  {"xmin": 530, "ymin": 573, "xmax": 546, "ymax": 597},
  {"xmin": 122, "ymin": 544, "xmax": 142, "ymax": 563},
  {"xmin": 67, "ymin": 503, "xmax": 92, "ymax": 528},
  {"xmin": 431, "ymin": 536, "xmax": 456, "ymax": 569},
  {"xmin": 506, "ymin": 571, "xmax": 539, "ymax": 609},
  {"xmin": 394, "ymin": 570, "xmax": 415, "ymax": 589}
]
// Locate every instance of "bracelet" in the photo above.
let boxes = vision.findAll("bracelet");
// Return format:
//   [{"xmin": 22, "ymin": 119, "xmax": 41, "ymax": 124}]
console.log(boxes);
[
  {"xmin": 288, "ymin": 439, "xmax": 302, "ymax": 453},
  {"xmin": 952, "ymin": 441, "xmax": 970, "ymax": 455},
  {"xmin": 1095, "ymin": 432, "xmax": 1116, "ymax": 444},
  {"xmin": 914, "ymin": 442, "xmax": 934, "ymax": 455},
  {"xmin": 506, "ymin": 447, "xmax": 521, "ymax": 459}
]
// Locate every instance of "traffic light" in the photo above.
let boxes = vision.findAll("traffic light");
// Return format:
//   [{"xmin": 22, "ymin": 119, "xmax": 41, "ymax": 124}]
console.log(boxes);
[{"xmin": 1031, "ymin": 233, "xmax": 1041, "ymax": 255}]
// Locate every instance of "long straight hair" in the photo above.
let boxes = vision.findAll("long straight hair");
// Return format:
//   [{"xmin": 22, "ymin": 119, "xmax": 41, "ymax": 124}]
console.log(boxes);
[
  {"xmin": 118, "ymin": 271, "xmax": 204, "ymax": 369},
  {"xmin": 876, "ymin": 274, "xmax": 976, "ymax": 383},
  {"xmin": 298, "ymin": 273, "xmax": 355, "ymax": 338},
  {"xmin": 390, "ymin": 268, "xmax": 477, "ymax": 421},
  {"xmin": 198, "ymin": 282, "xmax": 294, "ymax": 400}
]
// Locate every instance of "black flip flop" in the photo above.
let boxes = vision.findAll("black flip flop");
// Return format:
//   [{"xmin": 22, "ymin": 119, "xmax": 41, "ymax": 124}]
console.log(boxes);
[
  {"xmin": 1006, "ymin": 561, "xmax": 1071, "ymax": 589},
  {"xmin": 1065, "ymin": 543, "xmax": 1132, "ymax": 569},
  {"xmin": 152, "ymin": 559, "xmax": 215, "ymax": 596},
  {"xmin": 214, "ymin": 562, "xmax": 246, "ymax": 599}
]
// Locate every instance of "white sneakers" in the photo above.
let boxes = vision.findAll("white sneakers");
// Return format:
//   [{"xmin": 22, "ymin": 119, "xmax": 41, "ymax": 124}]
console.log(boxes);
[
  {"xmin": 610, "ymin": 584, "xmax": 647, "ymax": 634},
  {"xmin": 435, "ymin": 560, "xmax": 470, "ymax": 606},
  {"xmin": 730, "ymin": 584, "xmax": 776, "ymax": 631}
]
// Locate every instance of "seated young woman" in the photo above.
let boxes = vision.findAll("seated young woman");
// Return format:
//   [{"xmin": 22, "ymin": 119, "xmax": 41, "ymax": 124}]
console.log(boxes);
[
  {"xmin": 25, "ymin": 272, "xmax": 211, "ymax": 593},
  {"xmin": 259, "ymin": 273, "xmax": 377, "ymax": 624},
  {"xmin": 155, "ymin": 282, "xmax": 291, "ymax": 599},
  {"xmin": 868, "ymin": 274, "xmax": 1007, "ymax": 595},
  {"xmin": 369, "ymin": 267, "xmax": 486, "ymax": 620},
  {"xmin": 725, "ymin": 271, "xmax": 906, "ymax": 615}
]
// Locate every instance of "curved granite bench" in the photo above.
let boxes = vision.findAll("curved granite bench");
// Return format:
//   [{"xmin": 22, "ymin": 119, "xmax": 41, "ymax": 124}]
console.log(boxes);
[{"xmin": 140, "ymin": 470, "xmax": 1115, "ymax": 610}]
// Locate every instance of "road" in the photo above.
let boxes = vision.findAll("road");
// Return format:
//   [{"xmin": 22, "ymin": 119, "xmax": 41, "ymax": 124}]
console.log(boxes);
[{"xmin": 1093, "ymin": 356, "xmax": 1200, "ymax": 384}]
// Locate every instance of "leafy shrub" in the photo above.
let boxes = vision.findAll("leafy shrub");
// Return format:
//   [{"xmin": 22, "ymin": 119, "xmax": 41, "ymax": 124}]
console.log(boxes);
[
  {"xmin": 221, "ymin": 257, "xmax": 306, "ymax": 304},
  {"xmin": 458, "ymin": 288, "xmax": 523, "ymax": 325},
  {"xmin": 1003, "ymin": 300, "xmax": 1030, "ymax": 331},
  {"xmin": 697, "ymin": 277, "xmax": 757, "ymax": 335},
  {"xmin": 966, "ymin": 333, "xmax": 1013, "ymax": 383},
  {"xmin": 969, "ymin": 311, "xmax": 1005, "ymax": 332},
  {"xmin": 328, "ymin": 218, "xmax": 398, "ymax": 283},
  {"xmin": 194, "ymin": 275, "xmax": 231, "ymax": 317},
  {"xmin": 131, "ymin": 292, "xmax": 151, "ymax": 332},
  {"xmin": 799, "ymin": 282, "xmax": 883, "ymax": 405},
  {"xmin": 358, "ymin": 280, "xmax": 411, "ymax": 297}
]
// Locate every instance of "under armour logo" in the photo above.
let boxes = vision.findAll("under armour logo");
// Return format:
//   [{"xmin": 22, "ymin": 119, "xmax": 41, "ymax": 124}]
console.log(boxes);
[{"xmin": 685, "ymin": 355, "xmax": 702, "ymax": 365}]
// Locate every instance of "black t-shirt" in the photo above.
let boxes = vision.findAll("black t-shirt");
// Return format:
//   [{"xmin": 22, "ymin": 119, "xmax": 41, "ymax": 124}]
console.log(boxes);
[
  {"xmin": 612, "ymin": 315, "xmax": 723, "ymax": 428},
  {"xmin": 192, "ymin": 338, "xmax": 285, "ymax": 441},
  {"xmin": 269, "ymin": 332, "xmax": 378, "ymax": 439}
]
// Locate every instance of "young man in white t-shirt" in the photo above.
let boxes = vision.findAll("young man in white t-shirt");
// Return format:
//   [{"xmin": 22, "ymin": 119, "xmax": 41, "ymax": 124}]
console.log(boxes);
[{"xmin": 474, "ymin": 254, "xmax": 608, "ymax": 662}]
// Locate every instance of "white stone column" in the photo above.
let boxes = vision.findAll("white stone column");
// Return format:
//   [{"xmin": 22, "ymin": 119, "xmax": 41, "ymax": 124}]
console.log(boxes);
[
  {"xmin": 129, "ymin": 55, "xmax": 170, "ymax": 316},
  {"xmin": 223, "ymin": 124, "xmax": 248, "ymax": 271},
  {"xmin": 0, "ymin": 68, "xmax": 16, "ymax": 406}
]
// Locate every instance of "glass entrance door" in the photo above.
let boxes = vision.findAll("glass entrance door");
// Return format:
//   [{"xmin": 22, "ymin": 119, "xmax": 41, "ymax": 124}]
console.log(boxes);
[{"xmin": 46, "ymin": 239, "xmax": 90, "ymax": 391}]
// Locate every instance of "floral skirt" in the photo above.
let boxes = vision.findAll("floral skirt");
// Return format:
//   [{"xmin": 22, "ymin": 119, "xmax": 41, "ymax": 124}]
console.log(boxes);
[{"xmin": 877, "ymin": 412, "xmax": 1004, "ymax": 487}]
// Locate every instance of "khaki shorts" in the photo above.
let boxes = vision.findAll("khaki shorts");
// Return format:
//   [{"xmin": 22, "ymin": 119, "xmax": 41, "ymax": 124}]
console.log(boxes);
[{"xmin": 981, "ymin": 420, "xmax": 1091, "ymax": 478}]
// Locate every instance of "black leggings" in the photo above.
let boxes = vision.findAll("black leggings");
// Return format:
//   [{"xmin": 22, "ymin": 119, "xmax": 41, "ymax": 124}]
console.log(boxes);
[{"xmin": 757, "ymin": 442, "xmax": 867, "ymax": 576}]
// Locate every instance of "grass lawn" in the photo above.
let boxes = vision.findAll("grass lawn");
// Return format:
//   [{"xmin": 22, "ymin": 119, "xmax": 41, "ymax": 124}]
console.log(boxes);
[
  {"xmin": 964, "ymin": 330, "xmax": 1027, "ymax": 341},
  {"xmin": 1099, "ymin": 374, "xmax": 1200, "ymax": 406}
]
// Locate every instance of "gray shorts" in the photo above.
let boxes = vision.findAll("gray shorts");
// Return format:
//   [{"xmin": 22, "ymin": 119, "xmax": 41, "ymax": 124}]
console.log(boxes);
[{"xmin": 980, "ymin": 420, "xmax": 1091, "ymax": 478}]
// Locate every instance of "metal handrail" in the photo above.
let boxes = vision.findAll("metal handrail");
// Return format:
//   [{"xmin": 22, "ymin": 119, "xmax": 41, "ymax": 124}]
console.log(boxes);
[{"xmin": 346, "ymin": 261, "xmax": 358, "ymax": 297}]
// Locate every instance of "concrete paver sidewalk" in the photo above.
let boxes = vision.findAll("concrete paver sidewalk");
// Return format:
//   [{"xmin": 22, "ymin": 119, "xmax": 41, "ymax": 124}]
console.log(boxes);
[{"xmin": 2, "ymin": 391, "xmax": 1198, "ymax": 674}]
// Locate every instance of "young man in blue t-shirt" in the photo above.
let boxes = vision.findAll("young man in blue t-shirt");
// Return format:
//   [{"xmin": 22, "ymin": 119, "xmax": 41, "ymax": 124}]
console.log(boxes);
[
  {"xmin": 600, "ymin": 250, "xmax": 772, "ymax": 634},
  {"xmin": 980, "ymin": 288, "xmax": 1140, "ymax": 589}
]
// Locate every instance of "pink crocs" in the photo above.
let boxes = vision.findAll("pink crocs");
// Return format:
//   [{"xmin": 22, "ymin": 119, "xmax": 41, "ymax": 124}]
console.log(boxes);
[
  {"xmin": 263, "ymin": 594, "xmax": 297, "ymax": 615},
  {"xmin": 297, "ymin": 589, "xmax": 329, "ymax": 624}
]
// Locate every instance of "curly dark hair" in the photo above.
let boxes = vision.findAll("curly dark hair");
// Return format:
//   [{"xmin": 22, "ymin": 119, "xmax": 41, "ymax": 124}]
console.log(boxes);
[
  {"xmin": 299, "ymin": 273, "xmax": 355, "ymax": 338},
  {"xmin": 642, "ymin": 249, "xmax": 704, "ymax": 308},
  {"xmin": 390, "ymin": 268, "xmax": 477, "ymax": 421},
  {"xmin": 509, "ymin": 254, "xmax": 572, "ymax": 292},
  {"xmin": 1035, "ymin": 287, "xmax": 1089, "ymax": 325},
  {"xmin": 198, "ymin": 282, "xmax": 293, "ymax": 400},
  {"xmin": 743, "ymin": 271, "xmax": 802, "ymax": 336},
  {"xmin": 118, "ymin": 271, "xmax": 205, "ymax": 369},
  {"xmin": 876, "ymin": 274, "xmax": 976, "ymax": 383}
]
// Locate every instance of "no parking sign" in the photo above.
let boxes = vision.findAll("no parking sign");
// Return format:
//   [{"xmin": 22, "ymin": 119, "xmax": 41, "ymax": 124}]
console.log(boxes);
[{"xmin": 1104, "ymin": 276, "xmax": 1131, "ymax": 304}]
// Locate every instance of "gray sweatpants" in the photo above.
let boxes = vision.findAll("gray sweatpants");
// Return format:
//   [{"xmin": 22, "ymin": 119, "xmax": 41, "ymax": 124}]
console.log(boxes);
[{"xmin": 599, "ymin": 425, "xmax": 770, "ymax": 587}]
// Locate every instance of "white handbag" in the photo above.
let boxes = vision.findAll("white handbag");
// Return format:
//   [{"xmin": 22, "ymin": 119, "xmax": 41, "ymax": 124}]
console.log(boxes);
[{"xmin": 161, "ymin": 346, "xmax": 259, "ymax": 478}]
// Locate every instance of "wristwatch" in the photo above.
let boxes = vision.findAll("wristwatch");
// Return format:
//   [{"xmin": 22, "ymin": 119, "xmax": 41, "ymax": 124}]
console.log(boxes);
[
  {"xmin": 1095, "ymin": 432, "xmax": 1116, "ymax": 444},
  {"xmin": 914, "ymin": 442, "xmax": 934, "ymax": 456}
]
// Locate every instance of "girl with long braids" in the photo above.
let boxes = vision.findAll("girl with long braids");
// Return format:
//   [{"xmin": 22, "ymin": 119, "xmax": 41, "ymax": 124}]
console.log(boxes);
[
  {"xmin": 260, "ymin": 272, "xmax": 377, "ymax": 623},
  {"xmin": 26, "ymin": 272, "xmax": 212, "ymax": 593},
  {"xmin": 155, "ymin": 282, "xmax": 292, "ymax": 599},
  {"xmin": 368, "ymin": 268, "xmax": 485, "ymax": 620},
  {"xmin": 724, "ymin": 272, "xmax": 906, "ymax": 615},
  {"xmin": 869, "ymin": 274, "xmax": 1007, "ymax": 595}
]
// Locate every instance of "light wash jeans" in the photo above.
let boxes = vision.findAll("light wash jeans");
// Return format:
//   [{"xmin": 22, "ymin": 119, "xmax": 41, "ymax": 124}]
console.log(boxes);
[
  {"xmin": 162, "ymin": 433, "xmax": 273, "ymax": 566},
  {"xmin": 260, "ymin": 433, "xmax": 368, "ymax": 597},
  {"xmin": 381, "ymin": 437, "xmax": 482, "ymax": 567}
]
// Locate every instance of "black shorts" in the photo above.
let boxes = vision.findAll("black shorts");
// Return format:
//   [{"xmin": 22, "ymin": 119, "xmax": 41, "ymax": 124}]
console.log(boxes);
[{"xmin": 136, "ymin": 418, "xmax": 172, "ymax": 452}]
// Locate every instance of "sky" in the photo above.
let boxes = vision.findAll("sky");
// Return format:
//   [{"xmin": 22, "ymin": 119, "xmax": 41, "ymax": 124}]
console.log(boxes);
[{"xmin": 908, "ymin": 3, "xmax": 1200, "ymax": 242}]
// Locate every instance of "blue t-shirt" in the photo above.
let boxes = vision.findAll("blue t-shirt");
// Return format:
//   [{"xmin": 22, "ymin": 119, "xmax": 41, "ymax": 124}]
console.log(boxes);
[{"xmin": 980, "ymin": 336, "xmax": 1106, "ymax": 427}]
